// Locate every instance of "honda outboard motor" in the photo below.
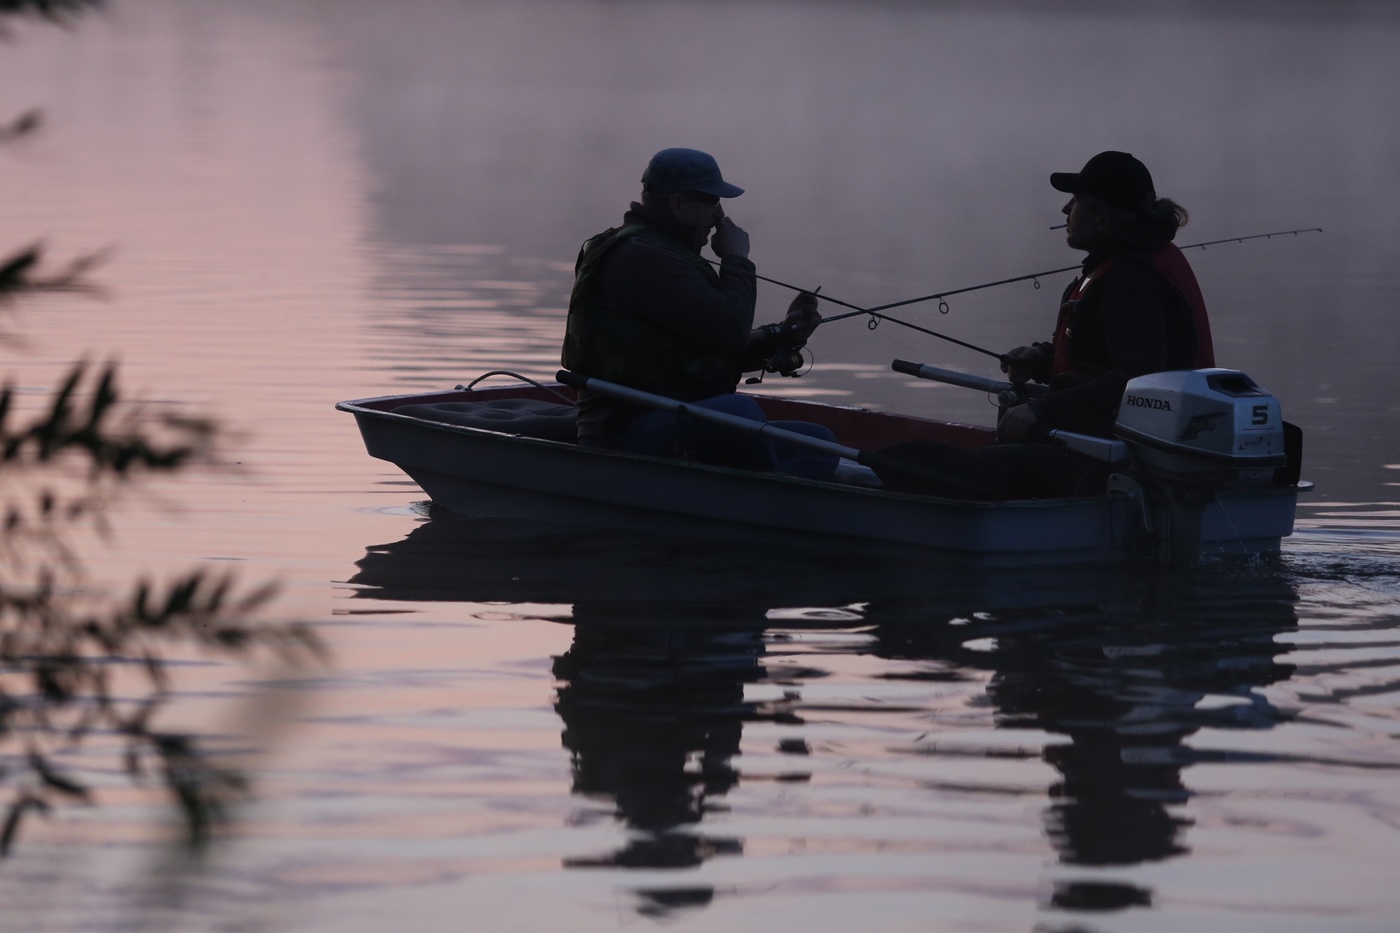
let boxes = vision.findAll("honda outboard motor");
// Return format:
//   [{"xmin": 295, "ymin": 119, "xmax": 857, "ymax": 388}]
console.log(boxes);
[
  {"xmin": 1096, "ymin": 369, "xmax": 1296, "ymax": 564},
  {"xmin": 1113, "ymin": 369, "xmax": 1288, "ymax": 486}
]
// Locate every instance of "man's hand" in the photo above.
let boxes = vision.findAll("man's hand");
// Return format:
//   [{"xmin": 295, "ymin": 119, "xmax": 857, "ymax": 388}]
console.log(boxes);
[
  {"xmin": 710, "ymin": 216, "xmax": 750, "ymax": 260},
  {"xmin": 1000, "ymin": 345, "xmax": 1048, "ymax": 385},
  {"xmin": 782, "ymin": 290, "xmax": 821, "ymax": 342},
  {"xmin": 997, "ymin": 403, "xmax": 1040, "ymax": 442}
]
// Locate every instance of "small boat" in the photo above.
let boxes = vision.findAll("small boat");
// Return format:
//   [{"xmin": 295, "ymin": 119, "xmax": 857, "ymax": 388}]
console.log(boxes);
[{"xmin": 337, "ymin": 366, "xmax": 1308, "ymax": 567}]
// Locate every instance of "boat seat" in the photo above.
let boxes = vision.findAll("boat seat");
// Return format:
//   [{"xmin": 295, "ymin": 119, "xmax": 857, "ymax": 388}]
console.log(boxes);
[{"xmin": 394, "ymin": 398, "xmax": 578, "ymax": 443}]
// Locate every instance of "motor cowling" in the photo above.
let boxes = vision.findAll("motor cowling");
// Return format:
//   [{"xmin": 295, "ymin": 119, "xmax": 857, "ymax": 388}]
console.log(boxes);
[{"xmin": 1113, "ymin": 369, "xmax": 1288, "ymax": 486}]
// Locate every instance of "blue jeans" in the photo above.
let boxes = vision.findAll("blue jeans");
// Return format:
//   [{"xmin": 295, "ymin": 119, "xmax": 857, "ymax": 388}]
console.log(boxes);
[{"xmin": 616, "ymin": 394, "xmax": 838, "ymax": 481}]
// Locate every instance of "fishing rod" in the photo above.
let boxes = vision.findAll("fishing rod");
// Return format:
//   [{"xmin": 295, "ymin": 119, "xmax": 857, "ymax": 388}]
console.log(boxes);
[
  {"xmin": 712, "ymin": 226, "xmax": 1321, "ymax": 322},
  {"xmin": 705, "ymin": 226, "xmax": 1322, "ymax": 364},
  {"xmin": 845, "ymin": 310, "xmax": 1007, "ymax": 362},
  {"xmin": 816, "ymin": 226, "xmax": 1321, "ymax": 360},
  {"xmin": 703, "ymin": 257, "xmax": 1009, "ymax": 361},
  {"xmin": 701, "ymin": 260, "xmax": 870, "ymax": 315},
  {"xmin": 829, "ymin": 226, "xmax": 1323, "ymax": 319}
]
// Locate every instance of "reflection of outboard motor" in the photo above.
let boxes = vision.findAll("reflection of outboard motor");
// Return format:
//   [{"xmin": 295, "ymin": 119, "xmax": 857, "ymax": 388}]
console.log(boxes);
[{"xmin": 1113, "ymin": 370, "xmax": 1288, "ymax": 487}]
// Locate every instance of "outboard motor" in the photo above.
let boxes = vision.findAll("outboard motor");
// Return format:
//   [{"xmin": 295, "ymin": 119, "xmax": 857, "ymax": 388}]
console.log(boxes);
[
  {"xmin": 1113, "ymin": 369, "xmax": 1289, "ymax": 486},
  {"xmin": 1102, "ymin": 369, "xmax": 1293, "ymax": 564}
]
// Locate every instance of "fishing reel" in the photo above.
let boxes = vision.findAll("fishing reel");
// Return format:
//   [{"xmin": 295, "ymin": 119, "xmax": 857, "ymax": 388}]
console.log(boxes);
[
  {"xmin": 746, "ymin": 320, "xmax": 810, "ymax": 384},
  {"xmin": 764, "ymin": 345, "xmax": 807, "ymax": 377},
  {"xmin": 992, "ymin": 383, "xmax": 1040, "ymax": 420},
  {"xmin": 746, "ymin": 345, "xmax": 808, "ymax": 384}
]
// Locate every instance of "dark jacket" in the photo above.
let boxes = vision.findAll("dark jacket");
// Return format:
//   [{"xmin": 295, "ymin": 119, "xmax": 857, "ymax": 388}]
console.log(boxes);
[
  {"xmin": 1027, "ymin": 237, "xmax": 1212, "ymax": 437},
  {"xmin": 563, "ymin": 203, "xmax": 766, "ymax": 442}
]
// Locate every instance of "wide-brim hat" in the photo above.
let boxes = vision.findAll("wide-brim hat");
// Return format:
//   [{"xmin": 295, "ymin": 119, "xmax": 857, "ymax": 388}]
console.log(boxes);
[
  {"xmin": 641, "ymin": 148, "xmax": 744, "ymax": 198},
  {"xmin": 1051, "ymin": 151, "xmax": 1155, "ymax": 213}
]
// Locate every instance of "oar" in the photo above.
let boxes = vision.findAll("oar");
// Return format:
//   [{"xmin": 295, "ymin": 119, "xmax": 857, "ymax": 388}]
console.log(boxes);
[
  {"xmin": 889, "ymin": 359, "xmax": 1127, "ymax": 463},
  {"xmin": 891, "ymin": 358, "xmax": 1047, "ymax": 406},
  {"xmin": 891, "ymin": 359, "xmax": 1020, "ymax": 395},
  {"xmin": 554, "ymin": 370, "xmax": 1002, "ymax": 498}
]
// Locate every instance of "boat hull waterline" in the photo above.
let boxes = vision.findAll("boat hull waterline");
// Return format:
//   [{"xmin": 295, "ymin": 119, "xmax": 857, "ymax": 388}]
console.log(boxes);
[{"xmin": 337, "ymin": 382, "xmax": 1303, "ymax": 566}]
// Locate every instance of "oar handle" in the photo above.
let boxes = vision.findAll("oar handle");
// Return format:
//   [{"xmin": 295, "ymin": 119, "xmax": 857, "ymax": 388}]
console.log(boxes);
[
  {"xmin": 554, "ymin": 369, "xmax": 592, "ymax": 391},
  {"xmin": 555, "ymin": 371, "xmax": 864, "ymax": 462},
  {"xmin": 891, "ymin": 359, "xmax": 1017, "ymax": 394}
]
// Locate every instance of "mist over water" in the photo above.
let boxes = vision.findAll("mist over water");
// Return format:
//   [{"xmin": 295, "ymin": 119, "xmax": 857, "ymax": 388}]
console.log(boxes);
[
  {"xmin": 315, "ymin": 0, "xmax": 1400, "ymax": 508},
  {"xmin": 2, "ymin": 0, "xmax": 1399, "ymax": 930}
]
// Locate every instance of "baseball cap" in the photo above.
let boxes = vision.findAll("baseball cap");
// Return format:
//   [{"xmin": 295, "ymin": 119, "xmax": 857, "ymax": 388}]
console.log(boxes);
[
  {"xmin": 641, "ymin": 148, "xmax": 745, "ymax": 198},
  {"xmin": 1050, "ymin": 151, "xmax": 1156, "ymax": 213}
]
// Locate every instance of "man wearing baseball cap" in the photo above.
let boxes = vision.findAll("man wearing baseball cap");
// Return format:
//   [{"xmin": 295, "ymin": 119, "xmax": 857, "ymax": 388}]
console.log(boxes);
[
  {"xmin": 995, "ymin": 152, "xmax": 1215, "ymax": 483},
  {"xmin": 562, "ymin": 148, "xmax": 830, "ymax": 476}
]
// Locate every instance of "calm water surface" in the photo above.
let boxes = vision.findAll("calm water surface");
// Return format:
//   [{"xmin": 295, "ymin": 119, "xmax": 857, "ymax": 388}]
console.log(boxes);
[{"xmin": 3, "ymin": 1, "xmax": 1400, "ymax": 930}]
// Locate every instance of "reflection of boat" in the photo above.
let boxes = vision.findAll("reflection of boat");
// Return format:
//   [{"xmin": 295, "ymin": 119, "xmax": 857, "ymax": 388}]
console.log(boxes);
[
  {"xmin": 347, "ymin": 504, "xmax": 1140, "ymax": 615},
  {"xmin": 347, "ymin": 511, "xmax": 1302, "ymax": 921},
  {"xmin": 338, "ymin": 372, "xmax": 1304, "ymax": 565}
]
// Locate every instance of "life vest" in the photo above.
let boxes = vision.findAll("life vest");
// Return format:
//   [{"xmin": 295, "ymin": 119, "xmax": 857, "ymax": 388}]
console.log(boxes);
[
  {"xmin": 1050, "ymin": 241, "xmax": 1214, "ymax": 380},
  {"xmin": 561, "ymin": 223, "xmax": 739, "ymax": 403}
]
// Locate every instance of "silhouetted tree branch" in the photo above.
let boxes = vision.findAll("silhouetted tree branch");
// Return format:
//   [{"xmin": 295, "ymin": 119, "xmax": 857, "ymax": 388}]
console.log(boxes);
[
  {"xmin": 0, "ymin": 0, "xmax": 100, "ymax": 28},
  {"xmin": 0, "ymin": 0, "xmax": 325, "ymax": 856}
]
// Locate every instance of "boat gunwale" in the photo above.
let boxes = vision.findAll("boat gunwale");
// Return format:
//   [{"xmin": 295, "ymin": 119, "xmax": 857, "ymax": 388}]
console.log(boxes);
[
  {"xmin": 336, "ymin": 388, "xmax": 1305, "ymax": 512},
  {"xmin": 335, "ymin": 391, "xmax": 1113, "ymax": 512}
]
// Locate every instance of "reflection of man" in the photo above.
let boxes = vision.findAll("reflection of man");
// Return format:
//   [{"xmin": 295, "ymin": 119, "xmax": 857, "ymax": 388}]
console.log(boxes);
[
  {"xmin": 868, "ymin": 570, "xmax": 1297, "ymax": 877},
  {"xmin": 562, "ymin": 148, "xmax": 831, "ymax": 476},
  {"xmin": 999, "ymin": 151, "xmax": 1215, "ymax": 443},
  {"xmin": 554, "ymin": 620, "xmax": 758, "ymax": 873}
]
